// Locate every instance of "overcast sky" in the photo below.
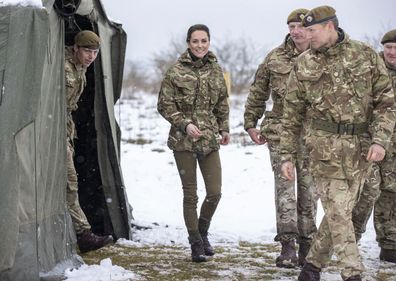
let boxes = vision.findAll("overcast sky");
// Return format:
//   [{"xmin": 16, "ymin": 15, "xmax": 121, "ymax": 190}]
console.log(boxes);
[{"xmin": 100, "ymin": 0, "xmax": 396, "ymax": 62}]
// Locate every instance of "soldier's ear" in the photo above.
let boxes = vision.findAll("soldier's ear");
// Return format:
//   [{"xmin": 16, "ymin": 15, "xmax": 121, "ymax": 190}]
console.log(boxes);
[{"xmin": 73, "ymin": 44, "xmax": 79, "ymax": 53}]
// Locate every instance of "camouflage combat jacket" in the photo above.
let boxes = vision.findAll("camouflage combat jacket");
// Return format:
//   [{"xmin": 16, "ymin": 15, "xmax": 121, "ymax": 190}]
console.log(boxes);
[
  {"xmin": 244, "ymin": 35, "xmax": 302, "ymax": 142},
  {"xmin": 280, "ymin": 31, "xmax": 396, "ymax": 178},
  {"xmin": 381, "ymin": 51, "xmax": 396, "ymax": 153},
  {"xmin": 157, "ymin": 50, "xmax": 229, "ymax": 155},
  {"xmin": 65, "ymin": 47, "xmax": 87, "ymax": 140}
]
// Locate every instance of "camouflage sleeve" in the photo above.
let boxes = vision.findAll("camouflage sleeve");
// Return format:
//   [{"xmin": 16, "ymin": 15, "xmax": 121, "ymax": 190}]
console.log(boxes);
[
  {"xmin": 371, "ymin": 52, "xmax": 396, "ymax": 149},
  {"xmin": 213, "ymin": 74, "xmax": 230, "ymax": 133},
  {"xmin": 157, "ymin": 69, "xmax": 193, "ymax": 132},
  {"xmin": 243, "ymin": 59, "xmax": 271, "ymax": 130},
  {"xmin": 279, "ymin": 67, "xmax": 306, "ymax": 162}
]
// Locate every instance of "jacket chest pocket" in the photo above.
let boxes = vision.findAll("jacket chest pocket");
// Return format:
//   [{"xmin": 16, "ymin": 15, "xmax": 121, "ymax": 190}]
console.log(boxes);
[
  {"xmin": 297, "ymin": 69, "xmax": 324, "ymax": 105},
  {"xmin": 268, "ymin": 61, "xmax": 292, "ymax": 97},
  {"xmin": 174, "ymin": 78, "xmax": 197, "ymax": 110}
]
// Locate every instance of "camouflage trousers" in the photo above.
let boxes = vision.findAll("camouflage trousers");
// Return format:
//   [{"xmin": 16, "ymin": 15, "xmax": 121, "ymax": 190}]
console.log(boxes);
[
  {"xmin": 67, "ymin": 141, "xmax": 91, "ymax": 235},
  {"xmin": 173, "ymin": 150, "xmax": 222, "ymax": 241},
  {"xmin": 353, "ymin": 151, "xmax": 396, "ymax": 249},
  {"xmin": 375, "ymin": 190, "xmax": 396, "ymax": 250},
  {"xmin": 352, "ymin": 163, "xmax": 380, "ymax": 241},
  {"xmin": 307, "ymin": 176, "xmax": 365, "ymax": 280},
  {"xmin": 268, "ymin": 139, "xmax": 317, "ymax": 243},
  {"xmin": 373, "ymin": 152, "xmax": 396, "ymax": 250}
]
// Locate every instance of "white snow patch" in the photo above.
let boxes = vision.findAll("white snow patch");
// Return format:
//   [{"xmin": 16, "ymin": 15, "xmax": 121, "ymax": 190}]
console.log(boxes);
[
  {"xmin": 64, "ymin": 258, "xmax": 138, "ymax": 281},
  {"xmin": 0, "ymin": 0, "xmax": 42, "ymax": 7}
]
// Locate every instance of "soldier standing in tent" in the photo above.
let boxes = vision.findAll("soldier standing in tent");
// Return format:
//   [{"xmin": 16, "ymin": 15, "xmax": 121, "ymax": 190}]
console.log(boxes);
[
  {"xmin": 157, "ymin": 24, "xmax": 230, "ymax": 263},
  {"xmin": 280, "ymin": 6, "xmax": 395, "ymax": 281},
  {"xmin": 352, "ymin": 29, "xmax": 396, "ymax": 263},
  {"xmin": 65, "ymin": 30, "xmax": 113, "ymax": 253},
  {"xmin": 243, "ymin": 8, "xmax": 317, "ymax": 268}
]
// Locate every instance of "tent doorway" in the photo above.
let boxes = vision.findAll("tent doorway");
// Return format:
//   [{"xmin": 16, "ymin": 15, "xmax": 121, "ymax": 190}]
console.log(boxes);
[{"xmin": 66, "ymin": 15, "xmax": 113, "ymax": 237}]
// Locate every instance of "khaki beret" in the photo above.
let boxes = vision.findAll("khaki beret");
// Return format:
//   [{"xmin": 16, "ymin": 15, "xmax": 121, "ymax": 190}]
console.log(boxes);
[
  {"xmin": 381, "ymin": 29, "xmax": 396, "ymax": 45},
  {"xmin": 302, "ymin": 5, "xmax": 337, "ymax": 27},
  {"xmin": 74, "ymin": 30, "xmax": 100, "ymax": 49},
  {"xmin": 287, "ymin": 8, "xmax": 309, "ymax": 24}
]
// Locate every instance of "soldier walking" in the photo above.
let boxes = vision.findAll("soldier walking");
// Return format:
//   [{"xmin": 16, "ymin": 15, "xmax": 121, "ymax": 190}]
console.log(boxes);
[
  {"xmin": 279, "ymin": 6, "xmax": 396, "ymax": 281},
  {"xmin": 244, "ymin": 9, "xmax": 317, "ymax": 268},
  {"xmin": 352, "ymin": 29, "xmax": 396, "ymax": 263}
]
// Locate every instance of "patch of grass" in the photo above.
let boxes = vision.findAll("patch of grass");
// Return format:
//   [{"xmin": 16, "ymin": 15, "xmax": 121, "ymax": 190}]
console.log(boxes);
[
  {"xmin": 80, "ymin": 241, "xmax": 396, "ymax": 281},
  {"xmin": 80, "ymin": 241, "xmax": 302, "ymax": 281},
  {"xmin": 122, "ymin": 138, "xmax": 153, "ymax": 145}
]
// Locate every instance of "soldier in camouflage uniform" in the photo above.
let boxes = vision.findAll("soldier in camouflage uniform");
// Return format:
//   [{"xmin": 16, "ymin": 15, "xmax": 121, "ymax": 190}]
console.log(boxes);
[
  {"xmin": 65, "ymin": 30, "xmax": 113, "ymax": 253},
  {"xmin": 279, "ymin": 6, "xmax": 396, "ymax": 281},
  {"xmin": 352, "ymin": 29, "xmax": 396, "ymax": 263},
  {"xmin": 157, "ymin": 24, "xmax": 230, "ymax": 263},
  {"xmin": 244, "ymin": 9, "xmax": 317, "ymax": 268}
]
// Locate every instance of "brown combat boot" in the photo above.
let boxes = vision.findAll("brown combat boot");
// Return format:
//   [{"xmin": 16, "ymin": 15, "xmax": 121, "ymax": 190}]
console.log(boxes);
[
  {"xmin": 198, "ymin": 218, "xmax": 214, "ymax": 256},
  {"xmin": 189, "ymin": 238, "xmax": 207, "ymax": 263},
  {"xmin": 276, "ymin": 240, "xmax": 298, "ymax": 268},
  {"xmin": 77, "ymin": 230, "xmax": 114, "ymax": 253},
  {"xmin": 298, "ymin": 240, "xmax": 311, "ymax": 267},
  {"xmin": 380, "ymin": 248, "xmax": 396, "ymax": 263},
  {"xmin": 298, "ymin": 262, "xmax": 321, "ymax": 281},
  {"xmin": 345, "ymin": 276, "xmax": 362, "ymax": 281}
]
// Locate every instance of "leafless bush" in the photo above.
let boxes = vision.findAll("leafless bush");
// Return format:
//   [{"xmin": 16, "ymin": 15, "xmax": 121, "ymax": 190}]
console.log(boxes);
[
  {"xmin": 213, "ymin": 37, "xmax": 263, "ymax": 94},
  {"xmin": 122, "ymin": 60, "xmax": 151, "ymax": 98}
]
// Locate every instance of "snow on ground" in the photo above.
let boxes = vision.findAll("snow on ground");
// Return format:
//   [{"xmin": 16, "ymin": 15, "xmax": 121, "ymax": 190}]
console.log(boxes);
[
  {"xmin": 65, "ymin": 92, "xmax": 396, "ymax": 280},
  {"xmin": 0, "ymin": 0, "xmax": 42, "ymax": 7},
  {"xmin": 64, "ymin": 258, "xmax": 138, "ymax": 281}
]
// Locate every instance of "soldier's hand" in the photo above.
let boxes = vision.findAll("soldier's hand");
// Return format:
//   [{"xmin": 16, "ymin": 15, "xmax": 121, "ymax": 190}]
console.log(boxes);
[
  {"xmin": 219, "ymin": 131, "xmax": 230, "ymax": 145},
  {"xmin": 281, "ymin": 161, "xmax": 295, "ymax": 181},
  {"xmin": 186, "ymin": 123, "xmax": 202, "ymax": 139},
  {"xmin": 247, "ymin": 128, "xmax": 266, "ymax": 145},
  {"xmin": 367, "ymin": 143, "xmax": 385, "ymax": 162}
]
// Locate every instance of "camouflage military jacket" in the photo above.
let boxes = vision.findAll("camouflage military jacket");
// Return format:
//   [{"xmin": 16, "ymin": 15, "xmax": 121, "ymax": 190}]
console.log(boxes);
[
  {"xmin": 244, "ymin": 35, "xmax": 302, "ymax": 141},
  {"xmin": 280, "ymin": 32, "xmax": 396, "ymax": 178},
  {"xmin": 157, "ymin": 50, "xmax": 229, "ymax": 155},
  {"xmin": 65, "ymin": 47, "xmax": 87, "ymax": 140},
  {"xmin": 381, "ymin": 51, "xmax": 396, "ymax": 153}
]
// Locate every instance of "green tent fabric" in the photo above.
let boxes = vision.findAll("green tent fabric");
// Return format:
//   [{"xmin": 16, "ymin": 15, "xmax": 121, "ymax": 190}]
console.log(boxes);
[{"xmin": 0, "ymin": 1, "xmax": 132, "ymax": 280}]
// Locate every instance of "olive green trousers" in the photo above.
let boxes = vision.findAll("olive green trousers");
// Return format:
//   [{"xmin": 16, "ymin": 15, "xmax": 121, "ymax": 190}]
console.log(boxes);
[{"xmin": 173, "ymin": 150, "xmax": 222, "ymax": 241}]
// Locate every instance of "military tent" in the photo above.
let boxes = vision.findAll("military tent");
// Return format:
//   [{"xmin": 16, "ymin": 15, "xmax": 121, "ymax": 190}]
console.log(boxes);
[{"xmin": 0, "ymin": 0, "xmax": 132, "ymax": 280}]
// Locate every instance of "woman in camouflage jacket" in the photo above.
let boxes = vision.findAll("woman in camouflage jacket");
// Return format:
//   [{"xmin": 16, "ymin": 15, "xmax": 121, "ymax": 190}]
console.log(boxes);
[{"xmin": 157, "ymin": 24, "xmax": 230, "ymax": 263}]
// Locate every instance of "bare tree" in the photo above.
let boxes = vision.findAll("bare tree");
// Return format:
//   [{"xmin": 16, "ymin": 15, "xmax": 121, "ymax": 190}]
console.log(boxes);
[
  {"xmin": 213, "ymin": 37, "xmax": 263, "ymax": 94},
  {"xmin": 149, "ymin": 36, "xmax": 186, "ymax": 93},
  {"xmin": 122, "ymin": 59, "xmax": 151, "ymax": 98}
]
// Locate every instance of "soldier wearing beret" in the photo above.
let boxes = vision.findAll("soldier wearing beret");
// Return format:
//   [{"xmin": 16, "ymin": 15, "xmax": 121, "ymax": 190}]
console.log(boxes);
[
  {"xmin": 279, "ymin": 6, "xmax": 396, "ymax": 281},
  {"xmin": 65, "ymin": 30, "xmax": 113, "ymax": 253},
  {"xmin": 352, "ymin": 28, "xmax": 396, "ymax": 263},
  {"xmin": 244, "ymin": 8, "xmax": 317, "ymax": 268}
]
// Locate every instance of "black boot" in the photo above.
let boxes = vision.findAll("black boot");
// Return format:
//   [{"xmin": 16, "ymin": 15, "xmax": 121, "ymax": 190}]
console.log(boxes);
[
  {"xmin": 189, "ymin": 238, "xmax": 207, "ymax": 263},
  {"xmin": 77, "ymin": 230, "xmax": 113, "ymax": 253},
  {"xmin": 298, "ymin": 240, "xmax": 311, "ymax": 267},
  {"xmin": 345, "ymin": 276, "xmax": 362, "ymax": 281},
  {"xmin": 199, "ymin": 218, "xmax": 214, "ymax": 256},
  {"xmin": 276, "ymin": 240, "xmax": 298, "ymax": 268},
  {"xmin": 298, "ymin": 262, "xmax": 321, "ymax": 281},
  {"xmin": 380, "ymin": 248, "xmax": 396, "ymax": 263}
]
